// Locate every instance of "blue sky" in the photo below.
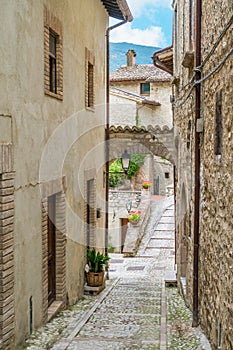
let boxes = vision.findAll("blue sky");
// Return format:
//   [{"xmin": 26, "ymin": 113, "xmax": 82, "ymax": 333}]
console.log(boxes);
[{"xmin": 110, "ymin": 0, "xmax": 173, "ymax": 48}]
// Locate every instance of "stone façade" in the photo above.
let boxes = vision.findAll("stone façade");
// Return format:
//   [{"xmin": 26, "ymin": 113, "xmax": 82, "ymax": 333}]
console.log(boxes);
[{"xmin": 172, "ymin": 0, "xmax": 233, "ymax": 349}]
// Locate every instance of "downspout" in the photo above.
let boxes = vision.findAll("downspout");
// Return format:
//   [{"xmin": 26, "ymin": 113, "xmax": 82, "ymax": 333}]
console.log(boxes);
[
  {"xmin": 105, "ymin": 19, "xmax": 128, "ymax": 255},
  {"xmin": 193, "ymin": 0, "xmax": 202, "ymax": 327}
]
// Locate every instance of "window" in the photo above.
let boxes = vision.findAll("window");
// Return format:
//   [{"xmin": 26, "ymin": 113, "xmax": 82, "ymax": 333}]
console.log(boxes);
[
  {"xmin": 85, "ymin": 48, "xmax": 95, "ymax": 109},
  {"xmin": 49, "ymin": 31, "xmax": 57, "ymax": 93},
  {"xmin": 140, "ymin": 83, "xmax": 150, "ymax": 95},
  {"xmin": 44, "ymin": 7, "xmax": 63, "ymax": 99},
  {"xmin": 165, "ymin": 172, "xmax": 170, "ymax": 179},
  {"xmin": 88, "ymin": 62, "xmax": 94, "ymax": 108},
  {"xmin": 215, "ymin": 90, "xmax": 223, "ymax": 156},
  {"xmin": 189, "ymin": 0, "xmax": 194, "ymax": 49}
]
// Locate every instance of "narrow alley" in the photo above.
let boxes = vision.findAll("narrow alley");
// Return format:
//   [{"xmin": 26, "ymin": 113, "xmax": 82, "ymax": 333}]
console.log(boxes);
[{"xmin": 23, "ymin": 197, "xmax": 211, "ymax": 350}]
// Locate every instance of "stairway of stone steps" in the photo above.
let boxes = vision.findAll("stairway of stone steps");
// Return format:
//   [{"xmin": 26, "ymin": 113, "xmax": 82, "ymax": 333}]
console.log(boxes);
[{"xmin": 137, "ymin": 197, "xmax": 175, "ymax": 258}]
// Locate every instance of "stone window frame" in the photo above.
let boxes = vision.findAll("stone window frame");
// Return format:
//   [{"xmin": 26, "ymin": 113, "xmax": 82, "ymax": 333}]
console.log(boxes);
[
  {"xmin": 44, "ymin": 6, "xmax": 63, "ymax": 100},
  {"xmin": 85, "ymin": 48, "xmax": 95, "ymax": 110},
  {"xmin": 41, "ymin": 177, "xmax": 66, "ymax": 323}
]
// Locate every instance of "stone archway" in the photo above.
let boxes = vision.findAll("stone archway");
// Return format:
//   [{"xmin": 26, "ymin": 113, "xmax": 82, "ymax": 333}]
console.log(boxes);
[{"xmin": 108, "ymin": 125, "xmax": 176, "ymax": 165}]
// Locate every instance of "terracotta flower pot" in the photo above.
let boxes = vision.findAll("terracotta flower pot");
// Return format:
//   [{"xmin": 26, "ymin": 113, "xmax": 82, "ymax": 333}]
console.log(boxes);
[{"xmin": 129, "ymin": 220, "xmax": 140, "ymax": 226}]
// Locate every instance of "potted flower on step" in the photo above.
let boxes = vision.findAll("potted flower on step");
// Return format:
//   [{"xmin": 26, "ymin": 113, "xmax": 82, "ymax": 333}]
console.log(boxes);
[
  {"xmin": 141, "ymin": 180, "xmax": 153, "ymax": 190},
  {"xmin": 128, "ymin": 210, "xmax": 142, "ymax": 225},
  {"xmin": 86, "ymin": 248, "xmax": 110, "ymax": 287}
]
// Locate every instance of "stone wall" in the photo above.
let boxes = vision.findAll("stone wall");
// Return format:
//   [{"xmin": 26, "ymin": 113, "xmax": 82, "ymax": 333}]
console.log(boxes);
[
  {"xmin": 108, "ymin": 190, "xmax": 142, "ymax": 251},
  {"xmin": 198, "ymin": 1, "xmax": 233, "ymax": 348},
  {"xmin": 108, "ymin": 189, "xmax": 151, "ymax": 256},
  {"xmin": 173, "ymin": 0, "xmax": 233, "ymax": 348}
]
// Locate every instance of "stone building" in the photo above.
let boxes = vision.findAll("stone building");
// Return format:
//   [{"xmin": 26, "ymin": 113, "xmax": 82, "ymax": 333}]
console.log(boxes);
[
  {"xmin": 109, "ymin": 50, "xmax": 173, "ymax": 186},
  {"xmin": 160, "ymin": 0, "xmax": 233, "ymax": 348},
  {"xmin": 108, "ymin": 54, "xmax": 174, "ymax": 252},
  {"xmin": 110, "ymin": 50, "xmax": 172, "ymax": 129},
  {"xmin": 0, "ymin": 0, "xmax": 132, "ymax": 347}
]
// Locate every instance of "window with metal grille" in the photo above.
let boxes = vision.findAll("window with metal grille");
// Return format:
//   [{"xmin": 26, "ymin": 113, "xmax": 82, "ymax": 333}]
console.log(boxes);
[
  {"xmin": 140, "ymin": 83, "xmax": 150, "ymax": 95},
  {"xmin": 215, "ymin": 90, "xmax": 223, "ymax": 156},
  {"xmin": 49, "ymin": 31, "xmax": 57, "ymax": 93}
]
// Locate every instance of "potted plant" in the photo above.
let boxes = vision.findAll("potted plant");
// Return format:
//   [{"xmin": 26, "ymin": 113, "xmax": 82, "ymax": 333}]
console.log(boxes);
[
  {"xmin": 86, "ymin": 248, "xmax": 110, "ymax": 287},
  {"xmin": 127, "ymin": 210, "xmax": 142, "ymax": 225},
  {"xmin": 141, "ymin": 180, "xmax": 153, "ymax": 189}
]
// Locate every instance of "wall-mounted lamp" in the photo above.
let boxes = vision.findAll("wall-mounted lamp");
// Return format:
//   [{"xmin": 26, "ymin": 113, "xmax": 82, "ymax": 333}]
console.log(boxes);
[
  {"xmin": 121, "ymin": 149, "xmax": 131, "ymax": 174},
  {"xmin": 105, "ymin": 150, "xmax": 131, "ymax": 178},
  {"xmin": 126, "ymin": 199, "xmax": 132, "ymax": 213}
]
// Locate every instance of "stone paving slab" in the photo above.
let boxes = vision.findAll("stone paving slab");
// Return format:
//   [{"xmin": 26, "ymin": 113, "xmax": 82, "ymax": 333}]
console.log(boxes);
[
  {"xmin": 155, "ymin": 223, "xmax": 175, "ymax": 231},
  {"xmin": 148, "ymin": 239, "xmax": 175, "ymax": 248},
  {"xmin": 24, "ymin": 197, "xmax": 211, "ymax": 350},
  {"xmin": 152, "ymin": 231, "xmax": 174, "ymax": 239},
  {"xmin": 159, "ymin": 217, "xmax": 175, "ymax": 223}
]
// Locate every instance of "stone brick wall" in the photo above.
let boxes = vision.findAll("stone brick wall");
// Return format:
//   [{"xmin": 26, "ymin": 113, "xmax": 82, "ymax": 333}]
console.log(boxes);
[
  {"xmin": 173, "ymin": 0, "xmax": 233, "ymax": 348},
  {"xmin": 198, "ymin": 1, "xmax": 233, "ymax": 348},
  {"xmin": 0, "ymin": 145, "xmax": 15, "ymax": 349}
]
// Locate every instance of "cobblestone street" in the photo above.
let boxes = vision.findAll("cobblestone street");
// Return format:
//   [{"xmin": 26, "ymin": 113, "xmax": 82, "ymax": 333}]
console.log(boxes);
[{"xmin": 23, "ymin": 197, "xmax": 211, "ymax": 350}]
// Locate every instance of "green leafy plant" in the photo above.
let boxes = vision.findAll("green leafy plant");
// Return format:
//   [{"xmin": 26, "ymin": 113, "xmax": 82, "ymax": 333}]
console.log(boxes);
[
  {"xmin": 127, "ymin": 154, "xmax": 147, "ymax": 179},
  {"xmin": 109, "ymin": 159, "xmax": 124, "ymax": 187},
  {"xmin": 87, "ymin": 248, "xmax": 110, "ymax": 273},
  {"xmin": 108, "ymin": 155, "xmax": 147, "ymax": 185}
]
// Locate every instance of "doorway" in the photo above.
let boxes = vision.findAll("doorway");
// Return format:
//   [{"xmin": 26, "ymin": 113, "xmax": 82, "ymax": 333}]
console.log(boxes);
[
  {"xmin": 86, "ymin": 179, "xmax": 95, "ymax": 250},
  {"xmin": 121, "ymin": 218, "xmax": 128, "ymax": 253},
  {"xmin": 48, "ymin": 194, "xmax": 56, "ymax": 306}
]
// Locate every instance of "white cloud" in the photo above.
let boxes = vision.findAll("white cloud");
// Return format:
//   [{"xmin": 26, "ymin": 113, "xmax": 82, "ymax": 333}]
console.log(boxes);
[
  {"xmin": 127, "ymin": 0, "xmax": 172, "ymax": 17},
  {"xmin": 110, "ymin": 22, "xmax": 167, "ymax": 47}
]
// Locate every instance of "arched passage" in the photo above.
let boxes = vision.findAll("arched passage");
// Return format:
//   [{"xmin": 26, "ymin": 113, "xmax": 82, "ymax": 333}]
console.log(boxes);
[{"xmin": 109, "ymin": 125, "xmax": 176, "ymax": 165}]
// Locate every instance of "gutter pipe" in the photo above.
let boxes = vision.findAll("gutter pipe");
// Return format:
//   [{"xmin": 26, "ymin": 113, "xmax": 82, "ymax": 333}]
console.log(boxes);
[
  {"xmin": 193, "ymin": 0, "xmax": 202, "ymax": 327},
  {"xmin": 105, "ymin": 18, "xmax": 129, "ymax": 255}
]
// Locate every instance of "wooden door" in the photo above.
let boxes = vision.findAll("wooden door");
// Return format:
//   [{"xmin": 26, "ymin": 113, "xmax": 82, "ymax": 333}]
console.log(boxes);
[
  {"xmin": 121, "ymin": 218, "xmax": 128, "ymax": 253},
  {"xmin": 48, "ymin": 195, "xmax": 56, "ymax": 306},
  {"xmin": 86, "ymin": 179, "xmax": 95, "ymax": 250}
]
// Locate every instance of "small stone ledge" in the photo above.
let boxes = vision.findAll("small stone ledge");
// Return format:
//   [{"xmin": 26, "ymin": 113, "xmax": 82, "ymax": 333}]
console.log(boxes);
[
  {"xmin": 164, "ymin": 270, "xmax": 177, "ymax": 287},
  {"xmin": 84, "ymin": 282, "xmax": 106, "ymax": 295},
  {"xmin": 48, "ymin": 301, "xmax": 64, "ymax": 322}
]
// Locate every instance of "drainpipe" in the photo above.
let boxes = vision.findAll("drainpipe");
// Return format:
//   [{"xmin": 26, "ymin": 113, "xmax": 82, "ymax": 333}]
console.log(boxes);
[
  {"xmin": 105, "ymin": 19, "xmax": 128, "ymax": 255},
  {"xmin": 193, "ymin": 0, "xmax": 202, "ymax": 327}
]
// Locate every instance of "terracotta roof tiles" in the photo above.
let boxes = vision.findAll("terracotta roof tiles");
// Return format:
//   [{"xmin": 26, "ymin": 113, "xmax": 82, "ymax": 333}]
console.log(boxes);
[{"xmin": 110, "ymin": 64, "xmax": 171, "ymax": 82}]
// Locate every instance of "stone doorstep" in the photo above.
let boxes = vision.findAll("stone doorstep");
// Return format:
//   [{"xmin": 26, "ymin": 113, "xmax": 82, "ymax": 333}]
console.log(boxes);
[{"xmin": 48, "ymin": 301, "xmax": 64, "ymax": 322}]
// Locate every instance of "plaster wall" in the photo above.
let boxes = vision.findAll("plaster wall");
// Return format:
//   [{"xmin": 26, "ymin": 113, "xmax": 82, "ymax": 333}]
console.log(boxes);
[
  {"xmin": 0, "ymin": 0, "xmax": 107, "ymax": 344},
  {"xmin": 110, "ymin": 81, "xmax": 172, "ymax": 128}
]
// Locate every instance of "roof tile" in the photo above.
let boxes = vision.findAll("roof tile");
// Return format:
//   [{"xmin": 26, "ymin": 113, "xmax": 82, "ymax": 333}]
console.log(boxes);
[{"xmin": 110, "ymin": 64, "xmax": 171, "ymax": 82}]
